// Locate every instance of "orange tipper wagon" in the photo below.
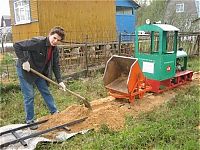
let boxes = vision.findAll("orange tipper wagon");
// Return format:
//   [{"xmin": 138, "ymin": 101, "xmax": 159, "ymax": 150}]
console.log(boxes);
[{"xmin": 103, "ymin": 55, "xmax": 152, "ymax": 103}]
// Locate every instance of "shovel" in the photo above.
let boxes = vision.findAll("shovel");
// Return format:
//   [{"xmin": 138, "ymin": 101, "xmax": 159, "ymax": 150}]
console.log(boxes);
[{"xmin": 30, "ymin": 68, "xmax": 92, "ymax": 110}]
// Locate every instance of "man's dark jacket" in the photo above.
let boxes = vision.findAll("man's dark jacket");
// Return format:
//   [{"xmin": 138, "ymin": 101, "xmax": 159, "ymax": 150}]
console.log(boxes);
[{"xmin": 14, "ymin": 36, "xmax": 62, "ymax": 84}]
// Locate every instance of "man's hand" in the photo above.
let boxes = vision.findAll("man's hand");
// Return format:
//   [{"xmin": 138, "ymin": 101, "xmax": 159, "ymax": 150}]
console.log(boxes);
[
  {"xmin": 59, "ymin": 82, "xmax": 66, "ymax": 91},
  {"xmin": 22, "ymin": 61, "xmax": 30, "ymax": 72}
]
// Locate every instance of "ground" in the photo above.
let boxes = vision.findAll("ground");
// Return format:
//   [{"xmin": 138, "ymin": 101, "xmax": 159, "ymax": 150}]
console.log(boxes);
[
  {"xmin": 1, "ymin": 53, "xmax": 199, "ymax": 139},
  {"xmin": 37, "ymin": 72, "xmax": 200, "ymax": 139}
]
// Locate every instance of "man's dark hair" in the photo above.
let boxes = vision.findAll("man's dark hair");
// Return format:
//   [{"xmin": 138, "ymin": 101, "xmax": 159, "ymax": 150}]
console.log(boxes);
[{"xmin": 49, "ymin": 26, "xmax": 65, "ymax": 41}]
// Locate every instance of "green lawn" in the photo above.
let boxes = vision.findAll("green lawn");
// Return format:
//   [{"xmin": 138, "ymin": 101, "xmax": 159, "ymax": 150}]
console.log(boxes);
[
  {"xmin": 34, "ymin": 84, "xmax": 199, "ymax": 150},
  {"xmin": 0, "ymin": 56, "xmax": 199, "ymax": 149}
]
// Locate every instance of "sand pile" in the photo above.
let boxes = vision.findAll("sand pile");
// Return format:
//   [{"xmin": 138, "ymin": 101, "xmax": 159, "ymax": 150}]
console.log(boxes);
[{"xmin": 37, "ymin": 93, "xmax": 171, "ymax": 139}]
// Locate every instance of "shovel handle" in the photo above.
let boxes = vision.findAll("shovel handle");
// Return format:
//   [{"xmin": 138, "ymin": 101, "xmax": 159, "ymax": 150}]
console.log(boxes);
[
  {"xmin": 30, "ymin": 68, "xmax": 86, "ymax": 100},
  {"xmin": 30, "ymin": 68, "xmax": 60, "ymax": 86}
]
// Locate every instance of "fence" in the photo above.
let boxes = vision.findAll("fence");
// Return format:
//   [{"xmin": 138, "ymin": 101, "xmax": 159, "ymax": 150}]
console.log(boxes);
[
  {"xmin": 0, "ymin": 53, "xmax": 17, "ymax": 84},
  {"xmin": 0, "ymin": 31, "xmax": 199, "ymax": 83},
  {"xmin": 58, "ymin": 41, "xmax": 133, "ymax": 75},
  {"xmin": 178, "ymin": 32, "xmax": 200, "ymax": 55}
]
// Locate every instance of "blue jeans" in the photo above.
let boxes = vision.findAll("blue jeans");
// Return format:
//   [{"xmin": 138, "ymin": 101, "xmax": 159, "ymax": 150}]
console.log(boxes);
[{"xmin": 16, "ymin": 66, "xmax": 58, "ymax": 123}]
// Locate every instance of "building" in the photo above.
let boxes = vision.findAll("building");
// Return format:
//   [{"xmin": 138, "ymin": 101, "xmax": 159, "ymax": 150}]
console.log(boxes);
[
  {"xmin": 9, "ymin": 0, "xmax": 140, "ymax": 43},
  {"xmin": 0, "ymin": 15, "xmax": 11, "ymax": 38},
  {"xmin": 0, "ymin": 15, "xmax": 12, "ymax": 43},
  {"xmin": 164, "ymin": 0, "xmax": 200, "ymax": 32},
  {"xmin": 1, "ymin": 15, "xmax": 11, "ymax": 27},
  {"xmin": 116, "ymin": 0, "xmax": 140, "ymax": 34}
]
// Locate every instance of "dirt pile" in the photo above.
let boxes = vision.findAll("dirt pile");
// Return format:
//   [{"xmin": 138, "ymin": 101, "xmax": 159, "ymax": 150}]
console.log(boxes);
[
  {"xmin": 38, "ymin": 96, "xmax": 126, "ymax": 138},
  {"xmin": 37, "ymin": 93, "xmax": 174, "ymax": 139}
]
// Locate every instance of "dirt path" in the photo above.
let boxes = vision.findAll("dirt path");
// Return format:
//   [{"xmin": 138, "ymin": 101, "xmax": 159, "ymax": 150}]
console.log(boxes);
[{"xmin": 37, "ymin": 72, "xmax": 200, "ymax": 139}]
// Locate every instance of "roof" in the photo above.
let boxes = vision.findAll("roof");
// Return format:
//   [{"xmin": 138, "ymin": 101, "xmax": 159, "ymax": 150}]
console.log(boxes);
[
  {"xmin": 1, "ymin": 15, "xmax": 11, "ymax": 27},
  {"xmin": 131, "ymin": 0, "xmax": 140, "ymax": 8},
  {"xmin": 137, "ymin": 23, "xmax": 180, "ymax": 32},
  {"xmin": 192, "ymin": 17, "xmax": 200, "ymax": 23},
  {"xmin": 116, "ymin": 0, "xmax": 140, "ymax": 9},
  {"xmin": 153, "ymin": 24, "xmax": 180, "ymax": 31}
]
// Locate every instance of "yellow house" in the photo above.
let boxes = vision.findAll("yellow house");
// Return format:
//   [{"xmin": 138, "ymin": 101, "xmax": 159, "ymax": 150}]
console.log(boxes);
[
  {"xmin": 9, "ymin": 0, "xmax": 116, "ymax": 42},
  {"xmin": 9, "ymin": 0, "xmax": 139, "ymax": 43}
]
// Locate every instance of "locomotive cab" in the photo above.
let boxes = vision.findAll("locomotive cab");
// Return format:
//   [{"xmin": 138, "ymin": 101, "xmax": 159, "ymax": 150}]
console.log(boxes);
[
  {"xmin": 135, "ymin": 23, "xmax": 179, "ymax": 81},
  {"xmin": 135, "ymin": 22, "xmax": 193, "ymax": 93}
]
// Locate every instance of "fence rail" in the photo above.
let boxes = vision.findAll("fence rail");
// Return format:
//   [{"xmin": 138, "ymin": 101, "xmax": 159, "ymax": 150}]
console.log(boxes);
[{"xmin": 0, "ymin": 31, "xmax": 199, "ymax": 83}]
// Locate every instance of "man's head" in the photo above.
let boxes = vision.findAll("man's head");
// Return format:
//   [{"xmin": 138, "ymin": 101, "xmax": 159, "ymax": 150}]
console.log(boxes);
[{"xmin": 49, "ymin": 26, "xmax": 65, "ymax": 46}]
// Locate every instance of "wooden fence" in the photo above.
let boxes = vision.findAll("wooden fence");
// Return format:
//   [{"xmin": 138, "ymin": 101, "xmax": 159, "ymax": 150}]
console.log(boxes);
[
  {"xmin": 0, "ymin": 31, "xmax": 199, "ymax": 82},
  {"xmin": 58, "ymin": 42, "xmax": 133, "ymax": 75}
]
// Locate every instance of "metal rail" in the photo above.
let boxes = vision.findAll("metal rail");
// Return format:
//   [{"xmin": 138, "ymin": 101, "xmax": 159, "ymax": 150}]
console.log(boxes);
[
  {"xmin": 0, "ymin": 117, "xmax": 88, "ymax": 149},
  {"xmin": 0, "ymin": 119, "xmax": 48, "ymax": 136}
]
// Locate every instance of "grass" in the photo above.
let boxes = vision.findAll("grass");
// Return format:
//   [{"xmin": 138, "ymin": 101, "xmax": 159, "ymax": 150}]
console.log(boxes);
[
  {"xmin": 0, "ymin": 56, "xmax": 199, "ymax": 149},
  {"xmin": 188, "ymin": 56, "xmax": 200, "ymax": 72},
  {"xmin": 34, "ymin": 84, "xmax": 199, "ymax": 150},
  {"xmin": 0, "ymin": 72, "xmax": 107, "ymax": 125}
]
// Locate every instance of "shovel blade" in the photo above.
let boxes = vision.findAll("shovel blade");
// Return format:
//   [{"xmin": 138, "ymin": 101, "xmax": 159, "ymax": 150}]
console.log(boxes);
[{"xmin": 82, "ymin": 99, "xmax": 92, "ymax": 110}]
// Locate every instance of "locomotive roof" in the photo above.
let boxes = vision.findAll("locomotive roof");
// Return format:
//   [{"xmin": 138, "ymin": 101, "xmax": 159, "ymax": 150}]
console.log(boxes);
[
  {"xmin": 153, "ymin": 24, "xmax": 180, "ymax": 31},
  {"xmin": 137, "ymin": 24, "xmax": 180, "ymax": 32}
]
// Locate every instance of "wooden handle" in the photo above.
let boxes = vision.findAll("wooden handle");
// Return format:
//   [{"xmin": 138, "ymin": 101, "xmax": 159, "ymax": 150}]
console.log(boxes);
[
  {"xmin": 30, "ymin": 68, "xmax": 90, "ymax": 102},
  {"xmin": 30, "ymin": 68, "xmax": 60, "ymax": 87},
  {"xmin": 30, "ymin": 68, "xmax": 92, "ymax": 109}
]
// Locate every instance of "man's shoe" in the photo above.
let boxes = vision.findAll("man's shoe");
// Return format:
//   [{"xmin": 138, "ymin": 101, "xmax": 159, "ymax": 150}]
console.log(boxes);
[
  {"xmin": 27, "ymin": 120, "xmax": 38, "ymax": 130},
  {"xmin": 52, "ymin": 111, "xmax": 59, "ymax": 115}
]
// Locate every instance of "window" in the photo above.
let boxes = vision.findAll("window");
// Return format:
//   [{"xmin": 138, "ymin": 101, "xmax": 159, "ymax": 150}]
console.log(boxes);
[
  {"xmin": 138, "ymin": 31, "xmax": 158, "ymax": 54},
  {"xmin": 138, "ymin": 31, "xmax": 175, "ymax": 54},
  {"xmin": 14, "ymin": 0, "xmax": 31, "ymax": 24},
  {"xmin": 176, "ymin": 3, "xmax": 184, "ymax": 13},
  {"xmin": 116, "ymin": 6, "xmax": 133, "ymax": 15},
  {"xmin": 166, "ymin": 32, "xmax": 175, "ymax": 53}
]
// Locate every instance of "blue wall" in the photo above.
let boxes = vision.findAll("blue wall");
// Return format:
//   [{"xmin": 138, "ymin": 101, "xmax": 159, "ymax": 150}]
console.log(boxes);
[
  {"xmin": 115, "ymin": 0, "xmax": 138, "ymax": 41},
  {"xmin": 116, "ymin": 13, "xmax": 135, "ymax": 33}
]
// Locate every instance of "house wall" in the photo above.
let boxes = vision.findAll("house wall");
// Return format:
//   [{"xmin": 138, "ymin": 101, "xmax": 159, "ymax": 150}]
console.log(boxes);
[
  {"xmin": 37, "ymin": 0, "xmax": 116, "ymax": 42},
  {"xmin": 116, "ymin": 0, "xmax": 137, "ymax": 33},
  {"xmin": 31, "ymin": 0, "xmax": 39, "ymax": 22},
  {"xmin": 164, "ymin": 0, "xmax": 198, "ymax": 31},
  {"xmin": 10, "ymin": 0, "xmax": 40, "ymax": 42},
  {"xmin": 12, "ymin": 23, "xmax": 39, "ymax": 42},
  {"xmin": 9, "ymin": 0, "xmax": 14, "ymax": 26}
]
